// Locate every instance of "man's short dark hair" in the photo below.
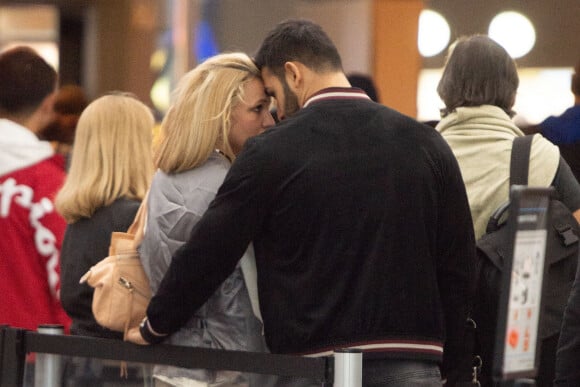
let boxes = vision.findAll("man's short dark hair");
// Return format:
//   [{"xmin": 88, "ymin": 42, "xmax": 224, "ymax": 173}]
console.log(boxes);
[
  {"xmin": 0, "ymin": 46, "xmax": 57, "ymax": 116},
  {"xmin": 572, "ymin": 59, "xmax": 580, "ymax": 97},
  {"xmin": 254, "ymin": 19, "xmax": 343, "ymax": 78},
  {"xmin": 437, "ymin": 35, "xmax": 519, "ymax": 117}
]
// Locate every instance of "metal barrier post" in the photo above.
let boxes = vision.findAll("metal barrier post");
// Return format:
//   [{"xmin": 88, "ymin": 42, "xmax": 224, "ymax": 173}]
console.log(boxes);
[
  {"xmin": 333, "ymin": 349, "xmax": 362, "ymax": 387},
  {"xmin": 34, "ymin": 325, "xmax": 64, "ymax": 387}
]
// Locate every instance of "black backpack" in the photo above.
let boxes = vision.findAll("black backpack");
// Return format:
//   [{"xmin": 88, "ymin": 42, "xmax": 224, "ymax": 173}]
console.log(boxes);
[{"xmin": 473, "ymin": 135, "xmax": 579, "ymax": 387}]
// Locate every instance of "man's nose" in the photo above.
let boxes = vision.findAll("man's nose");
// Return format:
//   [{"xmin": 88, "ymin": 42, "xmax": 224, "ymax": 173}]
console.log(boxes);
[
  {"xmin": 264, "ymin": 110, "xmax": 276, "ymax": 128},
  {"xmin": 269, "ymin": 108, "xmax": 280, "ymax": 124}
]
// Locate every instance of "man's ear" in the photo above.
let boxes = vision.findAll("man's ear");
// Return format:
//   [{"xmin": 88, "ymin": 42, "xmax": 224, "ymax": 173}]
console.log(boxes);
[
  {"xmin": 284, "ymin": 61, "xmax": 302, "ymax": 89},
  {"xmin": 40, "ymin": 92, "xmax": 57, "ymax": 115}
]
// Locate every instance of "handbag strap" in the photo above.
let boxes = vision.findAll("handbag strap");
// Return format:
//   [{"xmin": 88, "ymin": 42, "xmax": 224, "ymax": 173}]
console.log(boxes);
[
  {"xmin": 510, "ymin": 135, "xmax": 534, "ymax": 186},
  {"xmin": 127, "ymin": 189, "xmax": 149, "ymax": 248}
]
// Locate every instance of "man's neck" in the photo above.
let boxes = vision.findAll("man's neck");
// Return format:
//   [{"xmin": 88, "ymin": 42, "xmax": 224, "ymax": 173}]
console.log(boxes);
[
  {"xmin": 1, "ymin": 113, "xmax": 39, "ymax": 136},
  {"xmin": 300, "ymin": 71, "xmax": 351, "ymax": 106}
]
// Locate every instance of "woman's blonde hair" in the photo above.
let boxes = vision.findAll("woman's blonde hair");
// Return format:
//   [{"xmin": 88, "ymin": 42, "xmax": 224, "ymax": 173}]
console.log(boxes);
[
  {"xmin": 156, "ymin": 52, "xmax": 260, "ymax": 173},
  {"xmin": 56, "ymin": 93, "xmax": 154, "ymax": 223}
]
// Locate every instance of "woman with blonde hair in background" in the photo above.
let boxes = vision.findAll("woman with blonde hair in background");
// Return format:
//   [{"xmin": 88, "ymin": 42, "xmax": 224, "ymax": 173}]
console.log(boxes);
[
  {"xmin": 137, "ymin": 52, "xmax": 274, "ymax": 387},
  {"xmin": 56, "ymin": 93, "xmax": 154, "ymax": 384}
]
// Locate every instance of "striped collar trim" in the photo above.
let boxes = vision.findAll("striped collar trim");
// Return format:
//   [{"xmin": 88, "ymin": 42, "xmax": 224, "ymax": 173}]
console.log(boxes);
[
  {"xmin": 297, "ymin": 340, "xmax": 444, "ymax": 358},
  {"xmin": 303, "ymin": 87, "xmax": 371, "ymax": 108}
]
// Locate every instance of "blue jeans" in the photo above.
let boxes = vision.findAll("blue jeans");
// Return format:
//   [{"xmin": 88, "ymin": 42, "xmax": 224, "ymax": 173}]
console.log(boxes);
[{"xmin": 362, "ymin": 359, "xmax": 442, "ymax": 387}]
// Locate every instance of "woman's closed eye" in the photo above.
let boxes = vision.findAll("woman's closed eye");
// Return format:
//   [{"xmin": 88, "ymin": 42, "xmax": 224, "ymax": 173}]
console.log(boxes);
[{"xmin": 251, "ymin": 102, "xmax": 268, "ymax": 113}]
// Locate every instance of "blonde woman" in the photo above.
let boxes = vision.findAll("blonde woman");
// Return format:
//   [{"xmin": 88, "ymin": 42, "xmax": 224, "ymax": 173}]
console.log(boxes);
[
  {"xmin": 55, "ymin": 93, "xmax": 154, "ymax": 382},
  {"xmin": 137, "ymin": 52, "xmax": 274, "ymax": 387}
]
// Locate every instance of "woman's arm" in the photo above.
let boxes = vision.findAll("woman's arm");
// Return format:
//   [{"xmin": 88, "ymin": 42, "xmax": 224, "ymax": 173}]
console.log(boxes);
[{"xmin": 551, "ymin": 156, "xmax": 580, "ymax": 224}]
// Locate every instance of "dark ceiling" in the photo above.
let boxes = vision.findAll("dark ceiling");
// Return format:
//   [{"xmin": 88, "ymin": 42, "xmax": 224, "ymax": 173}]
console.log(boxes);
[
  {"xmin": 425, "ymin": 0, "xmax": 580, "ymax": 68},
  {"xmin": 4, "ymin": 0, "xmax": 579, "ymax": 68}
]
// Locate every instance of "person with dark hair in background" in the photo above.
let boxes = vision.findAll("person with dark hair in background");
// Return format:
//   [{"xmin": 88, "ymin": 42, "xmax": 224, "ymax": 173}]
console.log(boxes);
[
  {"xmin": 0, "ymin": 46, "xmax": 71, "ymax": 332},
  {"xmin": 539, "ymin": 60, "xmax": 580, "ymax": 145},
  {"xmin": 39, "ymin": 84, "xmax": 89, "ymax": 170},
  {"xmin": 555, "ymin": 242, "xmax": 580, "ymax": 386},
  {"xmin": 128, "ymin": 19, "xmax": 476, "ymax": 387},
  {"xmin": 347, "ymin": 72, "xmax": 380, "ymax": 102},
  {"xmin": 436, "ymin": 35, "xmax": 580, "ymax": 387},
  {"xmin": 538, "ymin": 60, "xmax": 580, "ymax": 183},
  {"xmin": 552, "ymin": 63, "xmax": 580, "ymax": 387},
  {"xmin": 0, "ymin": 47, "xmax": 71, "ymax": 383}
]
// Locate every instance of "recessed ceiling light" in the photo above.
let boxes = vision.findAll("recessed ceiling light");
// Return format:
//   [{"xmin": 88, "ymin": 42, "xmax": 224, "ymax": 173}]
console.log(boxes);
[
  {"xmin": 418, "ymin": 10, "xmax": 451, "ymax": 58},
  {"xmin": 489, "ymin": 11, "xmax": 536, "ymax": 59}
]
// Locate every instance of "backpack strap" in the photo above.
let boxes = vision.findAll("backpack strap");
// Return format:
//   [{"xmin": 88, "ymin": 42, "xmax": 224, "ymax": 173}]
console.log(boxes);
[
  {"xmin": 510, "ymin": 135, "xmax": 534, "ymax": 186},
  {"xmin": 469, "ymin": 135, "xmax": 535, "ymax": 385}
]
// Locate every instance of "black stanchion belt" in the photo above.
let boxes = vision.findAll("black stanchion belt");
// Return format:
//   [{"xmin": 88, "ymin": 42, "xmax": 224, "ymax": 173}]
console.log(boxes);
[{"xmin": 24, "ymin": 331, "xmax": 332, "ymax": 382}]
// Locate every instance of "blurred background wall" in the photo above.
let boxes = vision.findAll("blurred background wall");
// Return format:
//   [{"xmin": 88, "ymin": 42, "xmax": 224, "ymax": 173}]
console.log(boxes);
[{"xmin": 0, "ymin": 0, "xmax": 578, "ymax": 125}]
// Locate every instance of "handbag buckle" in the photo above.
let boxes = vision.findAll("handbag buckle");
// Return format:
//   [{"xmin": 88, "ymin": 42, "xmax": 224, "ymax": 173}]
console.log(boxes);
[{"xmin": 118, "ymin": 277, "xmax": 134, "ymax": 291}]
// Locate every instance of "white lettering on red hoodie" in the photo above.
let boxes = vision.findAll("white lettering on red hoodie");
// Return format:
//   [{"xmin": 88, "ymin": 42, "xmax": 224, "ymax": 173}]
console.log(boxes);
[{"xmin": 0, "ymin": 118, "xmax": 71, "ymax": 331}]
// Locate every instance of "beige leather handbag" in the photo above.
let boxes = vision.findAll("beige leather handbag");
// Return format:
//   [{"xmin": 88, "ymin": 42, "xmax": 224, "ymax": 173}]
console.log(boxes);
[{"xmin": 80, "ymin": 194, "xmax": 151, "ymax": 339}]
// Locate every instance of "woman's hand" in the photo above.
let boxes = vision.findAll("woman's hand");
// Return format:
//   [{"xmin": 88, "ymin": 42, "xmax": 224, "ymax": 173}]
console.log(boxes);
[{"xmin": 126, "ymin": 325, "xmax": 149, "ymax": 345}]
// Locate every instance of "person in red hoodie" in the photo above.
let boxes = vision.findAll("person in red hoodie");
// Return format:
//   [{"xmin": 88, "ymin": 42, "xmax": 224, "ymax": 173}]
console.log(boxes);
[{"xmin": 0, "ymin": 46, "xmax": 71, "ymax": 332}]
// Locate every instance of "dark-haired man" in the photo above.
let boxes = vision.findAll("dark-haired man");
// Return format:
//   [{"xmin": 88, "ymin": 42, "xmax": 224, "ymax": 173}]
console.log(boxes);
[
  {"xmin": 130, "ymin": 19, "xmax": 475, "ymax": 386},
  {"xmin": 540, "ymin": 60, "xmax": 580, "ymax": 145},
  {"xmin": 0, "ymin": 47, "xmax": 71, "ymax": 331},
  {"xmin": 539, "ymin": 60, "xmax": 580, "ymax": 183}
]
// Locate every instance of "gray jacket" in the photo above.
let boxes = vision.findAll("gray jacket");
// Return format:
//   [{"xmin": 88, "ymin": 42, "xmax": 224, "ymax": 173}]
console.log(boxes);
[{"xmin": 139, "ymin": 152, "xmax": 267, "ymax": 385}]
